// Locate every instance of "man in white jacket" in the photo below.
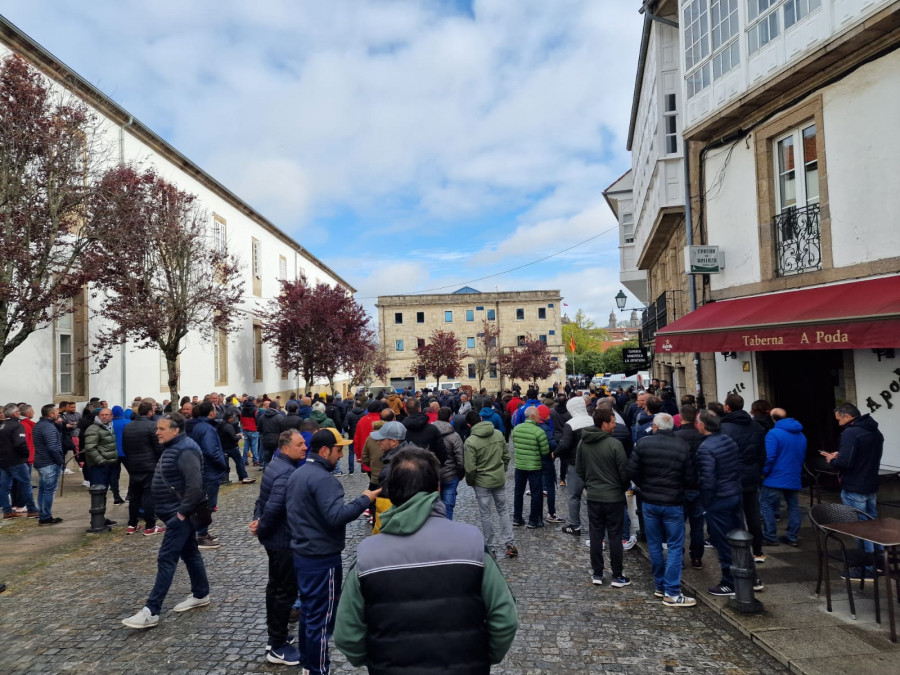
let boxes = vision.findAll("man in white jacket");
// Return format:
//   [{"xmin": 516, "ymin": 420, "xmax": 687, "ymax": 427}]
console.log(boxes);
[{"xmin": 553, "ymin": 395, "xmax": 594, "ymax": 536}]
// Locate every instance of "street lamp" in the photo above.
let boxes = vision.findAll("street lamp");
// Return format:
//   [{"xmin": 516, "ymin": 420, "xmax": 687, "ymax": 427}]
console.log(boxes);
[{"xmin": 615, "ymin": 290, "xmax": 628, "ymax": 311}]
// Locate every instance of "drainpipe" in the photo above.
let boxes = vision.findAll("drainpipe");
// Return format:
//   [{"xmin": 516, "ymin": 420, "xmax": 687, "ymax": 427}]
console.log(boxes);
[
  {"xmin": 684, "ymin": 147, "xmax": 703, "ymax": 402},
  {"xmin": 119, "ymin": 116, "xmax": 134, "ymax": 406}
]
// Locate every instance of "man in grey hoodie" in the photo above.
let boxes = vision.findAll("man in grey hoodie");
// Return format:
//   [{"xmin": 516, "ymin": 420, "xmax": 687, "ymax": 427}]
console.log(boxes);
[{"xmin": 554, "ymin": 395, "xmax": 594, "ymax": 536}]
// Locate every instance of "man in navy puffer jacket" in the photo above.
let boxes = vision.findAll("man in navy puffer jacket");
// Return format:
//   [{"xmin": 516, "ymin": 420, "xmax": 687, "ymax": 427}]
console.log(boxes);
[
  {"xmin": 186, "ymin": 401, "xmax": 227, "ymax": 549},
  {"xmin": 696, "ymin": 410, "xmax": 747, "ymax": 596},
  {"xmin": 759, "ymin": 408, "xmax": 807, "ymax": 546}
]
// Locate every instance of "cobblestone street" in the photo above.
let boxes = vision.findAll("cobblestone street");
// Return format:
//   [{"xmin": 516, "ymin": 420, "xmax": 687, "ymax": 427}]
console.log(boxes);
[{"xmin": 0, "ymin": 468, "xmax": 786, "ymax": 674}]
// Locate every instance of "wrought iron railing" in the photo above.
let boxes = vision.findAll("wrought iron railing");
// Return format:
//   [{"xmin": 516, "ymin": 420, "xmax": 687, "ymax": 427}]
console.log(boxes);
[
  {"xmin": 641, "ymin": 291, "xmax": 672, "ymax": 345},
  {"xmin": 774, "ymin": 203, "xmax": 821, "ymax": 277}
]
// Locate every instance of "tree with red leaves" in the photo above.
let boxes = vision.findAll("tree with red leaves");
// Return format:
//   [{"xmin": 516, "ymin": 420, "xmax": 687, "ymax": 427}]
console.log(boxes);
[
  {"xmin": 261, "ymin": 276, "xmax": 372, "ymax": 393},
  {"xmin": 372, "ymin": 344, "xmax": 390, "ymax": 385},
  {"xmin": 410, "ymin": 328, "xmax": 468, "ymax": 389},
  {"xmin": 472, "ymin": 320, "xmax": 501, "ymax": 390},
  {"xmin": 0, "ymin": 54, "xmax": 107, "ymax": 366},
  {"xmin": 499, "ymin": 336, "xmax": 557, "ymax": 387},
  {"xmin": 89, "ymin": 165, "xmax": 244, "ymax": 402}
]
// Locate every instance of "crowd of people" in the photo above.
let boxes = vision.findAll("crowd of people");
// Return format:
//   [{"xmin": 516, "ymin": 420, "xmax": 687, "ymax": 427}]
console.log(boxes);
[{"xmin": 0, "ymin": 378, "xmax": 886, "ymax": 674}]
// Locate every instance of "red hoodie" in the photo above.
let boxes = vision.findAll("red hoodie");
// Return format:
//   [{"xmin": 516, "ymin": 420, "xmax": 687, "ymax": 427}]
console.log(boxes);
[
  {"xmin": 21, "ymin": 417, "xmax": 35, "ymax": 464},
  {"xmin": 353, "ymin": 412, "xmax": 381, "ymax": 463}
]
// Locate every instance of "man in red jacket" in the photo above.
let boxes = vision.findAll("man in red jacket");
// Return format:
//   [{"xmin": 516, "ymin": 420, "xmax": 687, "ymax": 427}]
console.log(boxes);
[{"xmin": 353, "ymin": 401, "xmax": 383, "ymax": 468}]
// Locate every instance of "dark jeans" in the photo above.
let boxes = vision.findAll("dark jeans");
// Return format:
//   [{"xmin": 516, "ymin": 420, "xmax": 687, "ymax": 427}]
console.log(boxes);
[
  {"xmin": 559, "ymin": 456, "xmax": 568, "ymax": 481},
  {"xmin": 223, "ymin": 445, "xmax": 248, "ymax": 480},
  {"xmin": 109, "ymin": 460, "xmax": 122, "ymax": 499},
  {"xmin": 588, "ymin": 500, "xmax": 625, "ymax": 577},
  {"xmin": 87, "ymin": 464, "xmax": 112, "ymax": 489},
  {"xmin": 146, "ymin": 515, "xmax": 209, "ymax": 615},
  {"xmin": 1, "ymin": 463, "xmax": 36, "ymax": 513},
  {"xmin": 742, "ymin": 488, "xmax": 763, "ymax": 556},
  {"xmin": 127, "ymin": 472, "xmax": 155, "ymax": 528},
  {"xmin": 262, "ymin": 444, "xmax": 277, "ymax": 468},
  {"xmin": 706, "ymin": 494, "xmax": 743, "ymax": 587},
  {"xmin": 540, "ymin": 455, "xmax": 557, "ymax": 516},
  {"xmin": 266, "ymin": 547, "xmax": 298, "ymax": 648},
  {"xmin": 683, "ymin": 490, "xmax": 705, "ymax": 560},
  {"xmin": 513, "ymin": 469, "xmax": 543, "ymax": 525},
  {"xmin": 196, "ymin": 479, "xmax": 220, "ymax": 538},
  {"xmin": 294, "ymin": 557, "xmax": 343, "ymax": 675}
]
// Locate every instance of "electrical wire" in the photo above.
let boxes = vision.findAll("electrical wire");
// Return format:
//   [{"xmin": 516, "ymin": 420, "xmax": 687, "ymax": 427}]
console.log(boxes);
[{"xmin": 355, "ymin": 225, "xmax": 619, "ymax": 300}]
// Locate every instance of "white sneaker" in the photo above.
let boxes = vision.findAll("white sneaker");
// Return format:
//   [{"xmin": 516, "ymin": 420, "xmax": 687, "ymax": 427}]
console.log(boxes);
[
  {"xmin": 623, "ymin": 535, "xmax": 638, "ymax": 551},
  {"xmin": 63, "ymin": 468, "xmax": 74, "ymax": 474},
  {"xmin": 173, "ymin": 594, "xmax": 210, "ymax": 612},
  {"xmin": 82, "ymin": 480, "xmax": 91, "ymax": 487},
  {"xmin": 122, "ymin": 607, "xmax": 159, "ymax": 629}
]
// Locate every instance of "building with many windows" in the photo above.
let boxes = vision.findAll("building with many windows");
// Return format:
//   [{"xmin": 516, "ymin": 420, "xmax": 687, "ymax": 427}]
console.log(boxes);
[
  {"xmin": 0, "ymin": 16, "xmax": 355, "ymax": 407},
  {"xmin": 640, "ymin": 0, "xmax": 900, "ymax": 468},
  {"xmin": 376, "ymin": 288, "xmax": 566, "ymax": 392}
]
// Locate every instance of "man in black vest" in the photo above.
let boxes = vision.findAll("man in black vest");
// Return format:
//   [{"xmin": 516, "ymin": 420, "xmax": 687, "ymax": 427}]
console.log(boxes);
[{"xmin": 334, "ymin": 446, "xmax": 518, "ymax": 673}]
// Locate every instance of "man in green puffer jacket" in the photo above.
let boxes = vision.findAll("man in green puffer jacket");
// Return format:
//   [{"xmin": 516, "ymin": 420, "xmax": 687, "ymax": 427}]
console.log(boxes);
[
  {"xmin": 577, "ymin": 407, "xmax": 631, "ymax": 588},
  {"xmin": 511, "ymin": 406, "xmax": 550, "ymax": 528},
  {"xmin": 464, "ymin": 411, "xmax": 517, "ymax": 558},
  {"xmin": 84, "ymin": 408, "xmax": 121, "ymax": 523}
]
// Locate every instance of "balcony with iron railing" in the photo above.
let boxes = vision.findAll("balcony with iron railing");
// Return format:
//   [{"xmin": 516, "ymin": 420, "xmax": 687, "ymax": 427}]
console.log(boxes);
[{"xmin": 774, "ymin": 203, "xmax": 821, "ymax": 277}]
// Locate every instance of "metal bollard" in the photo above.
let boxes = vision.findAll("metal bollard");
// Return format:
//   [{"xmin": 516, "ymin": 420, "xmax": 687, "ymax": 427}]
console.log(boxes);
[
  {"xmin": 86, "ymin": 484, "xmax": 111, "ymax": 533},
  {"xmin": 727, "ymin": 529, "xmax": 763, "ymax": 613}
]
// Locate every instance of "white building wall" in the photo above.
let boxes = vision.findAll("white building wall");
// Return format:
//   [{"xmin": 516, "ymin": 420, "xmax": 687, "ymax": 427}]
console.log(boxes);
[
  {"xmin": 704, "ymin": 139, "xmax": 762, "ymax": 290},
  {"xmin": 851, "ymin": 349, "xmax": 900, "ymax": 470},
  {"xmin": 714, "ymin": 351, "xmax": 759, "ymax": 404},
  {"xmin": 823, "ymin": 49, "xmax": 900, "ymax": 267},
  {"xmin": 0, "ymin": 41, "xmax": 349, "ymax": 408}
]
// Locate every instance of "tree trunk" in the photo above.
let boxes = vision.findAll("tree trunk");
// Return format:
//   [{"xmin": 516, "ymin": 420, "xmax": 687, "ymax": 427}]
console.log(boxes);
[{"xmin": 166, "ymin": 354, "xmax": 179, "ymax": 405}]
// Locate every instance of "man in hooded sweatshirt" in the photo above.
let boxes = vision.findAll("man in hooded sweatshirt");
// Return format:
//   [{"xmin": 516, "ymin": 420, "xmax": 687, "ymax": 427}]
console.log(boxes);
[
  {"xmin": 759, "ymin": 407, "xmax": 807, "ymax": 547},
  {"xmin": 257, "ymin": 403, "xmax": 284, "ymax": 469},
  {"xmin": 402, "ymin": 398, "xmax": 447, "ymax": 465},
  {"xmin": 550, "ymin": 394, "xmax": 571, "ymax": 485},
  {"xmin": 479, "ymin": 397, "xmax": 505, "ymax": 434},
  {"xmin": 554, "ymin": 395, "xmax": 594, "ymax": 536},
  {"xmin": 334, "ymin": 446, "xmax": 517, "ymax": 673}
]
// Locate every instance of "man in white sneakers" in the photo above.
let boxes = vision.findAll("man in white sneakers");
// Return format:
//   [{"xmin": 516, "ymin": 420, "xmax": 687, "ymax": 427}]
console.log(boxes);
[{"xmin": 122, "ymin": 412, "xmax": 210, "ymax": 628}]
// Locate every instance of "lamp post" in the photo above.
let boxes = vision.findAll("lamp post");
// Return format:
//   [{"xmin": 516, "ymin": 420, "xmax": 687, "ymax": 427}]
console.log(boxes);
[{"xmin": 614, "ymin": 289, "xmax": 644, "ymax": 313}]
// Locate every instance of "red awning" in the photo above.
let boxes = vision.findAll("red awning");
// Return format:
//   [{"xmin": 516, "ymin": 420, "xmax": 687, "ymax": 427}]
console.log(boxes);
[{"xmin": 654, "ymin": 276, "xmax": 900, "ymax": 353}]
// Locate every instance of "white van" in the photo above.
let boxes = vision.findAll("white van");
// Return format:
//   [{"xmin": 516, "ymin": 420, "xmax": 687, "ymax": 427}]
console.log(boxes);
[
  {"xmin": 606, "ymin": 373, "xmax": 645, "ymax": 391},
  {"xmin": 426, "ymin": 381, "xmax": 462, "ymax": 392}
]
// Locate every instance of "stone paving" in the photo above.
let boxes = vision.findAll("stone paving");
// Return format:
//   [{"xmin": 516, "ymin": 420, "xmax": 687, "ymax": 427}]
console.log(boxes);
[{"xmin": 0, "ymin": 465, "xmax": 787, "ymax": 674}]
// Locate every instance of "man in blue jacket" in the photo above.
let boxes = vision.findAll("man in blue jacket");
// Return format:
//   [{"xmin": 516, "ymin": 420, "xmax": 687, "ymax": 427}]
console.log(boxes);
[
  {"xmin": 759, "ymin": 408, "xmax": 807, "ymax": 547},
  {"xmin": 33, "ymin": 404, "xmax": 64, "ymax": 525},
  {"xmin": 251, "ymin": 429, "xmax": 308, "ymax": 666},
  {"xmin": 186, "ymin": 401, "xmax": 227, "ymax": 550},
  {"xmin": 286, "ymin": 429, "xmax": 380, "ymax": 675}
]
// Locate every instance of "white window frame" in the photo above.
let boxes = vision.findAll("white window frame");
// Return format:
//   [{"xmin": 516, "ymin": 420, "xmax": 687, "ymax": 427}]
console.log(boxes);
[
  {"xmin": 773, "ymin": 122, "xmax": 818, "ymax": 214},
  {"xmin": 783, "ymin": 0, "xmax": 822, "ymax": 30},
  {"xmin": 278, "ymin": 255, "xmax": 288, "ymax": 281},
  {"xmin": 212, "ymin": 215, "xmax": 227, "ymax": 253},
  {"xmin": 252, "ymin": 239, "xmax": 262, "ymax": 279},
  {"xmin": 56, "ymin": 312, "xmax": 73, "ymax": 395},
  {"xmin": 622, "ymin": 213, "xmax": 635, "ymax": 244},
  {"xmin": 683, "ymin": 0, "xmax": 741, "ymax": 99}
]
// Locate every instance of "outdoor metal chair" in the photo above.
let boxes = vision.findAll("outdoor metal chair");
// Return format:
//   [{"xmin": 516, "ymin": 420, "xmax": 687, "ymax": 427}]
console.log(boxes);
[
  {"xmin": 803, "ymin": 458, "xmax": 840, "ymax": 508},
  {"xmin": 809, "ymin": 503, "xmax": 880, "ymax": 622}
]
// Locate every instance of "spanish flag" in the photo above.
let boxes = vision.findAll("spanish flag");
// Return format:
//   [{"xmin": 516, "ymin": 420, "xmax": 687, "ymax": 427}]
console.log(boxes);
[{"xmin": 569, "ymin": 336, "xmax": 576, "ymax": 352}]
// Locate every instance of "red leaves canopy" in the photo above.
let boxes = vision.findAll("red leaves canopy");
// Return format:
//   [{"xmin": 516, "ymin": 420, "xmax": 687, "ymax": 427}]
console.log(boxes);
[
  {"xmin": 499, "ymin": 336, "xmax": 557, "ymax": 385},
  {"xmin": 89, "ymin": 165, "xmax": 245, "ymax": 397},
  {"xmin": 411, "ymin": 328, "xmax": 468, "ymax": 386},
  {"xmin": 261, "ymin": 276, "xmax": 373, "ymax": 389},
  {"xmin": 0, "ymin": 54, "xmax": 104, "ymax": 364}
]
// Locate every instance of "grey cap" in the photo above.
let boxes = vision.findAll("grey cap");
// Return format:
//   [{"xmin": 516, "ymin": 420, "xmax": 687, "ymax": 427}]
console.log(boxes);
[{"xmin": 369, "ymin": 421, "xmax": 406, "ymax": 441}]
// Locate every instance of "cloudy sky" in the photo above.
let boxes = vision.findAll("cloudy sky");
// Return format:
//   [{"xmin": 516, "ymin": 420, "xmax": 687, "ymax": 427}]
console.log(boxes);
[{"xmin": 0, "ymin": 0, "xmax": 643, "ymax": 325}]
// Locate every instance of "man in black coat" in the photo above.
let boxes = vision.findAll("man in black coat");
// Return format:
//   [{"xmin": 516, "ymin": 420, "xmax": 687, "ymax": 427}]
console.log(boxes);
[
  {"xmin": 721, "ymin": 394, "xmax": 766, "ymax": 562},
  {"xmin": 401, "ymin": 398, "xmax": 447, "ymax": 465},
  {"xmin": 122, "ymin": 400, "xmax": 164, "ymax": 534},
  {"xmin": 674, "ymin": 404, "xmax": 705, "ymax": 568}
]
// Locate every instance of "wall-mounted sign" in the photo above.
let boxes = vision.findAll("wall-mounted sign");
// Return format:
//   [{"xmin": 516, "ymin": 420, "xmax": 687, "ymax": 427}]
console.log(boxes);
[
  {"xmin": 684, "ymin": 246, "xmax": 724, "ymax": 274},
  {"xmin": 622, "ymin": 347, "xmax": 648, "ymax": 366}
]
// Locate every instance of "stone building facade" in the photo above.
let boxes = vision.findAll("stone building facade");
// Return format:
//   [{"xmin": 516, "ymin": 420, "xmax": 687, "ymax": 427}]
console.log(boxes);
[{"xmin": 376, "ymin": 288, "xmax": 566, "ymax": 393}]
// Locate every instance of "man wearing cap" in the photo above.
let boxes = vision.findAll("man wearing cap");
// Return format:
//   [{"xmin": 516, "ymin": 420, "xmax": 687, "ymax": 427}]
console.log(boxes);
[
  {"xmin": 286, "ymin": 429, "xmax": 381, "ymax": 675},
  {"xmin": 368, "ymin": 420, "xmax": 406, "ymax": 532}
]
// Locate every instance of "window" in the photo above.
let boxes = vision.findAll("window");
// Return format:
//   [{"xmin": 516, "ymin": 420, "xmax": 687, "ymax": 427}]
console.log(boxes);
[
  {"xmin": 253, "ymin": 323, "xmax": 263, "ymax": 381},
  {"xmin": 747, "ymin": 0, "xmax": 780, "ymax": 54},
  {"xmin": 489, "ymin": 363, "xmax": 498, "ymax": 379},
  {"xmin": 548, "ymin": 303, "xmax": 554, "ymax": 308},
  {"xmin": 444, "ymin": 311, "xmax": 453, "ymax": 323},
  {"xmin": 517, "ymin": 335, "xmax": 526, "ymax": 346},
  {"xmin": 465, "ymin": 309, "xmax": 474, "ymax": 322},
  {"xmin": 395, "ymin": 340, "xmax": 404, "ymax": 351},
  {"xmin": 539, "ymin": 334, "xmax": 547, "ymax": 344},
  {"xmin": 664, "ymin": 94, "xmax": 678, "ymax": 154},
  {"xmin": 416, "ymin": 311, "xmax": 425, "ymax": 323},
  {"xmin": 487, "ymin": 309, "xmax": 496, "ymax": 321},
  {"xmin": 251, "ymin": 238, "xmax": 262, "ymax": 296},
  {"xmin": 279, "ymin": 255, "xmax": 288, "ymax": 281},
  {"xmin": 775, "ymin": 123, "xmax": 818, "ymax": 213},
  {"xmin": 467, "ymin": 363, "xmax": 476, "ymax": 379},
  {"xmin": 549, "ymin": 330, "xmax": 556, "ymax": 335},
  {"xmin": 417, "ymin": 337, "xmax": 425, "ymax": 348},
  {"xmin": 56, "ymin": 310, "xmax": 73, "ymax": 395},
  {"xmin": 538, "ymin": 307, "xmax": 546, "ymax": 320},
  {"xmin": 466, "ymin": 337, "xmax": 475, "ymax": 349},
  {"xmin": 516, "ymin": 308, "xmax": 524, "ymax": 320},
  {"xmin": 212, "ymin": 215, "xmax": 226, "ymax": 253},
  {"xmin": 394, "ymin": 312, "xmax": 403, "ymax": 324},
  {"xmin": 784, "ymin": 0, "xmax": 821, "ymax": 29},
  {"xmin": 475, "ymin": 306, "xmax": 484, "ymax": 311},
  {"xmin": 684, "ymin": 0, "xmax": 740, "ymax": 99},
  {"xmin": 213, "ymin": 327, "xmax": 228, "ymax": 386}
]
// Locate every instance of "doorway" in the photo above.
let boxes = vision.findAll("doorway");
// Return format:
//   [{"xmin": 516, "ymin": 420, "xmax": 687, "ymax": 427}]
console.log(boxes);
[{"xmin": 759, "ymin": 349, "xmax": 845, "ymax": 454}]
